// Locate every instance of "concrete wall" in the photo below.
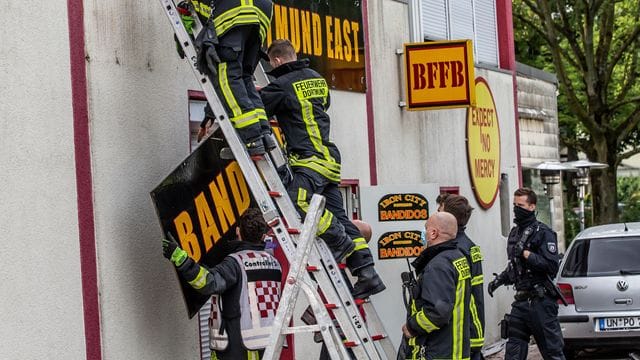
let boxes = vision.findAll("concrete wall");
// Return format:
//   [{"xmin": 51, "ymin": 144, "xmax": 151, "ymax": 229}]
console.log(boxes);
[{"xmin": 0, "ymin": 3, "xmax": 86, "ymax": 360}]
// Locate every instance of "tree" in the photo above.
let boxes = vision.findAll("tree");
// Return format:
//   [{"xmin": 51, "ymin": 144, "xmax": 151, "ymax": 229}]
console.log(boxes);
[{"xmin": 513, "ymin": 0, "xmax": 640, "ymax": 224}]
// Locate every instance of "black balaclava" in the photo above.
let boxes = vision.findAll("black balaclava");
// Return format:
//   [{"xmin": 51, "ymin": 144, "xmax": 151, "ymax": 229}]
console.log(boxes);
[{"xmin": 513, "ymin": 205, "xmax": 536, "ymax": 227}]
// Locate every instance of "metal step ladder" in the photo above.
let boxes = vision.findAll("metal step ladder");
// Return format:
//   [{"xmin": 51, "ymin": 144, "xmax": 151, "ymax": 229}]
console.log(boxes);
[{"xmin": 159, "ymin": 2, "xmax": 394, "ymax": 358}]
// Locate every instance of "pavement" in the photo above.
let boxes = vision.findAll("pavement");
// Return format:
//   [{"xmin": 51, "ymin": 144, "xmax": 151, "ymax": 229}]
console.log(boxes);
[{"xmin": 483, "ymin": 341, "xmax": 640, "ymax": 360}]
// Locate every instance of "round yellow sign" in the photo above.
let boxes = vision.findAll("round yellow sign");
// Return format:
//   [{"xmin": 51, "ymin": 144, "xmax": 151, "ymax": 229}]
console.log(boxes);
[{"xmin": 466, "ymin": 77, "xmax": 500, "ymax": 209}]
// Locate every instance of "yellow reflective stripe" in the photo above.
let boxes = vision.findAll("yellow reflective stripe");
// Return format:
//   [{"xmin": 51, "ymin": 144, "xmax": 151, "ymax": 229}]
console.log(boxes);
[
  {"xmin": 353, "ymin": 237, "xmax": 369, "ymax": 251},
  {"xmin": 470, "ymin": 337, "xmax": 485, "ymax": 348},
  {"xmin": 192, "ymin": 1, "xmax": 212, "ymax": 19},
  {"xmin": 469, "ymin": 295, "xmax": 484, "ymax": 340},
  {"xmin": 291, "ymin": 78, "xmax": 333, "ymax": 165},
  {"xmin": 230, "ymin": 109, "xmax": 261, "ymax": 129},
  {"xmin": 409, "ymin": 336, "xmax": 419, "ymax": 360},
  {"xmin": 317, "ymin": 210, "xmax": 333, "ymax": 235},
  {"xmin": 290, "ymin": 160, "xmax": 341, "ymax": 183},
  {"xmin": 470, "ymin": 245, "xmax": 483, "ymax": 262},
  {"xmin": 415, "ymin": 309, "xmax": 439, "ymax": 333},
  {"xmin": 290, "ymin": 154, "xmax": 341, "ymax": 171},
  {"xmin": 218, "ymin": 63, "xmax": 242, "ymax": 117},
  {"xmin": 247, "ymin": 350, "xmax": 259, "ymax": 360},
  {"xmin": 210, "ymin": 350, "xmax": 218, "ymax": 360},
  {"xmin": 188, "ymin": 267, "xmax": 208, "ymax": 289},
  {"xmin": 297, "ymin": 188, "xmax": 309, "ymax": 212},
  {"xmin": 452, "ymin": 271, "xmax": 465, "ymax": 359},
  {"xmin": 471, "ymin": 274, "xmax": 484, "ymax": 286},
  {"xmin": 255, "ymin": 108, "xmax": 267, "ymax": 121}
]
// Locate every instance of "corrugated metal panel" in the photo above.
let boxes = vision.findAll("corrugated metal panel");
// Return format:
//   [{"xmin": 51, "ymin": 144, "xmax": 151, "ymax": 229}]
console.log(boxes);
[
  {"xmin": 449, "ymin": 0, "xmax": 474, "ymax": 40},
  {"xmin": 199, "ymin": 298, "xmax": 212, "ymax": 360},
  {"xmin": 422, "ymin": 0, "xmax": 448, "ymax": 40},
  {"xmin": 473, "ymin": 0, "xmax": 498, "ymax": 65}
]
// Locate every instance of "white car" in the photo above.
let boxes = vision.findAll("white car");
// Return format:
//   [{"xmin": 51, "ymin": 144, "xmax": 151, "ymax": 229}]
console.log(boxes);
[{"xmin": 556, "ymin": 222, "xmax": 640, "ymax": 358}]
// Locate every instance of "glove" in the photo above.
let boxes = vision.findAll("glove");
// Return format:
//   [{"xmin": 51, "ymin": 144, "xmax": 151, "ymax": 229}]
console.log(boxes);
[
  {"xmin": 162, "ymin": 232, "xmax": 188, "ymax": 266},
  {"xmin": 174, "ymin": 1, "xmax": 194, "ymax": 59},
  {"xmin": 487, "ymin": 273, "xmax": 502, "ymax": 297},
  {"xmin": 194, "ymin": 23, "xmax": 220, "ymax": 77}
]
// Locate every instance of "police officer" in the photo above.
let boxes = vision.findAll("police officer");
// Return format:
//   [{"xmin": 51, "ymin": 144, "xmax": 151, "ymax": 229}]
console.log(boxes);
[
  {"xmin": 184, "ymin": 0, "xmax": 275, "ymax": 155},
  {"xmin": 402, "ymin": 211, "xmax": 471, "ymax": 360},
  {"xmin": 163, "ymin": 208, "xmax": 282, "ymax": 359},
  {"xmin": 259, "ymin": 39, "xmax": 385, "ymax": 299},
  {"xmin": 441, "ymin": 195, "xmax": 485, "ymax": 360},
  {"xmin": 488, "ymin": 187, "xmax": 565, "ymax": 360}
]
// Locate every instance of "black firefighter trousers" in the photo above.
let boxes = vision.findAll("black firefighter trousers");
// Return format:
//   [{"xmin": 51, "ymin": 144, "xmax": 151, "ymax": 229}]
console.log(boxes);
[
  {"xmin": 211, "ymin": 25, "xmax": 270, "ymax": 143},
  {"xmin": 285, "ymin": 167, "xmax": 374, "ymax": 273},
  {"xmin": 505, "ymin": 295, "xmax": 565, "ymax": 360}
]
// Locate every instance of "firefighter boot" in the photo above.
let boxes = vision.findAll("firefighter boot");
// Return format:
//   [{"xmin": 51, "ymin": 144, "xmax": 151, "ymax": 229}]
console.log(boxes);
[
  {"xmin": 245, "ymin": 137, "xmax": 266, "ymax": 156},
  {"xmin": 352, "ymin": 265, "xmax": 386, "ymax": 299},
  {"xmin": 262, "ymin": 133, "xmax": 277, "ymax": 151},
  {"xmin": 331, "ymin": 236, "xmax": 355, "ymax": 263}
]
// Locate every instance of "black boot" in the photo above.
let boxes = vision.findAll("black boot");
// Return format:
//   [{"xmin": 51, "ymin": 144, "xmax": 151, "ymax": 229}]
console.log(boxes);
[
  {"xmin": 352, "ymin": 265, "xmax": 386, "ymax": 299},
  {"xmin": 245, "ymin": 137, "xmax": 266, "ymax": 156}
]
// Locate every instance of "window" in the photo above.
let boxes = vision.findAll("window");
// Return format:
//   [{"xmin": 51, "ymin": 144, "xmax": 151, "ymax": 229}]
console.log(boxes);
[
  {"xmin": 562, "ymin": 237, "xmax": 640, "ymax": 277},
  {"xmin": 417, "ymin": 0, "xmax": 498, "ymax": 66}
]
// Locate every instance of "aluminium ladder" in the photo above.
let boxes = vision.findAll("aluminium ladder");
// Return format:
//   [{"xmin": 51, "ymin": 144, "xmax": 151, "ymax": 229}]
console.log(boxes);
[{"xmin": 159, "ymin": 2, "xmax": 394, "ymax": 358}]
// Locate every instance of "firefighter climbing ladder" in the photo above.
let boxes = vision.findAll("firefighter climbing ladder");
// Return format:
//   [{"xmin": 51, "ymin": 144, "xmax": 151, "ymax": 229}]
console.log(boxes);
[{"xmin": 159, "ymin": 1, "xmax": 394, "ymax": 358}]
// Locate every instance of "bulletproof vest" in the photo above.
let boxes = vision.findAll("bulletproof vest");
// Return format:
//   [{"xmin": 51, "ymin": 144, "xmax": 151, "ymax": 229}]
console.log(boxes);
[
  {"xmin": 209, "ymin": 250, "xmax": 282, "ymax": 351},
  {"xmin": 507, "ymin": 224, "xmax": 546, "ymax": 290}
]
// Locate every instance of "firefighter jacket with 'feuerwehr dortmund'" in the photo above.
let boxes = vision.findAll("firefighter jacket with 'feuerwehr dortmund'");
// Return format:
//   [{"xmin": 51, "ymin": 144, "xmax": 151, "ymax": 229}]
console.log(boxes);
[
  {"xmin": 260, "ymin": 59, "xmax": 342, "ymax": 183},
  {"xmin": 405, "ymin": 240, "xmax": 471, "ymax": 360},
  {"xmin": 175, "ymin": 241, "xmax": 282, "ymax": 354},
  {"xmin": 190, "ymin": 0, "xmax": 273, "ymax": 43}
]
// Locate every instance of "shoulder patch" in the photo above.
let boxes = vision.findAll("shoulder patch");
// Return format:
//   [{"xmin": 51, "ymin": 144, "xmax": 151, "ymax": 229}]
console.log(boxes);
[
  {"xmin": 470, "ymin": 246, "xmax": 483, "ymax": 263},
  {"xmin": 547, "ymin": 242, "xmax": 557, "ymax": 254},
  {"xmin": 452, "ymin": 257, "xmax": 471, "ymax": 280}
]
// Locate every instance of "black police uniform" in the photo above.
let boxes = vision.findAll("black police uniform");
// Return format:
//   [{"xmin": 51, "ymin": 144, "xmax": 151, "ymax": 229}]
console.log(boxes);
[
  {"xmin": 259, "ymin": 59, "xmax": 384, "ymax": 298},
  {"xmin": 496, "ymin": 210, "xmax": 565, "ymax": 360},
  {"xmin": 191, "ymin": 0, "xmax": 273, "ymax": 145}
]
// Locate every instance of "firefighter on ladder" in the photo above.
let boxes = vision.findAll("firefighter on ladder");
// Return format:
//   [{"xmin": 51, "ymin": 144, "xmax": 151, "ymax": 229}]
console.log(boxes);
[
  {"xmin": 176, "ymin": 0, "xmax": 275, "ymax": 155},
  {"xmin": 258, "ymin": 39, "xmax": 386, "ymax": 299}
]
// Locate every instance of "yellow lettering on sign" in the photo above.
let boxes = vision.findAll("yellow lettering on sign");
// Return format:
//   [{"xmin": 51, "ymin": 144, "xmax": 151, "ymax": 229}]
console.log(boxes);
[
  {"xmin": 325, "ymin": 16, "xmax": 334, "ymax": 59},
  {"xmin": 173, "ymin": 211, "xmax": 202, "ymax": 262},
  {"xmin": 274, "ymin": 4, "xmax": 288, "ymax": 39},
  {"xmin": 288, "ymin": 7, "xmax": 301, "ymax": 52},
  {"xmin": 226, "ymin": 162, "xmax": 250, "ymax": 215},
  {"xmin": 194, "ymin": 192, "xmax": 221, "ymax": 253},
  {"xmin": 300, "ymin": 10, "xmax": 313, "ymax": 55},
  {"xmin": 342, "ymin": 20, "xmax": 352, "ymax": 62}
]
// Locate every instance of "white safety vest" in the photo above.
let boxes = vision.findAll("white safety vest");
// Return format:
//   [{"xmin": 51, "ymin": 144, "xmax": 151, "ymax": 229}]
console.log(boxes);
[{"xmin": 209, "ymin": 250, "xmax": 282, "ymax": 351}]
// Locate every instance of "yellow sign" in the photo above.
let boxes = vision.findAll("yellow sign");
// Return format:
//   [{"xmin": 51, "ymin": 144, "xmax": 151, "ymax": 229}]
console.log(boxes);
[
  {"xmin": 404, "ymin": 40, "xmax": 476, "ymax": 110},
  {"xmin": 466, "ymin": 77, "xmax": 500, "ymax": 209}
]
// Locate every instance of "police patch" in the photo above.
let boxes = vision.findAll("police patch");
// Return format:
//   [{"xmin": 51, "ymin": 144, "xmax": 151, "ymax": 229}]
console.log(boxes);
[{"xmin": 547, "ymin": 242, "xmax": 557, "ymax": 253}]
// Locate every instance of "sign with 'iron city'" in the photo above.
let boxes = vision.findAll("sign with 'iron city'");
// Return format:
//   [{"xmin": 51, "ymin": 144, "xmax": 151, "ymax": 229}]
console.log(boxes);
[{"xmin": 378, "ymin": 193, "xmax": 429, "ymax": 222}]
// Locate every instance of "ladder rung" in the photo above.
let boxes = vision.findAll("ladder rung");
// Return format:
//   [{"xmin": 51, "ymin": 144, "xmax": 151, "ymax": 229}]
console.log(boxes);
[
  {"xmin": 371, "ymin": 334, "xmax": 386, "ymax": 341},
  {"xmin": 267, "ymin": 218, "xmax": 280, "ymax": 227},
  {"xmin": 325, "ymin": 303, "xmax": 338, "ymax": 310},
  {"xmin": 354, "ymin": 298, "xmax": 366, "ymax": 306},
  {"xmin": 338, "ymin": 263, "xmax": 347, "ymax": 269},
  {"xmin": 268, "ymin": 191, "xmax": 282, "ymax": 197},
  {"xmin": 343, "ymin": 341, "xmax": 357, "ymax": 348},
  {"xmin": 287, "ymin": 228, "xmax": 300, "ymax": 234},
  {"xmin": 306, "ymin": 265, "xmax": 319, "ymax": 272},
  {"xmin": 250, "ymin": 154, "xmax": 265, "ymax": 161}
]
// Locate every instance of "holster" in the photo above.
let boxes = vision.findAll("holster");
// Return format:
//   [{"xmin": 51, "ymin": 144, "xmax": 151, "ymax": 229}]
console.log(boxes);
[
  {"xmin": 500, "ymin": 315, "xmax": 509, "ymax": 339},
  {"xmin": 194, "ymin": 21, "xmax": 220, "ymax": 77}
]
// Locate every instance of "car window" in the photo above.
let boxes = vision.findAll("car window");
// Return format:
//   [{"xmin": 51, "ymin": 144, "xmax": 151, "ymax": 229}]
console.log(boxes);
[{"xmin": 561, "ymin": 237, "xmax": 640, "ymax": 277}]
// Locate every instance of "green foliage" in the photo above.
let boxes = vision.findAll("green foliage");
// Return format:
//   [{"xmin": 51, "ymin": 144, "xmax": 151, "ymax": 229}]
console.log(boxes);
[{"xmin": 618, "ymin": 177, "xmax": 640, "ymax": 222}]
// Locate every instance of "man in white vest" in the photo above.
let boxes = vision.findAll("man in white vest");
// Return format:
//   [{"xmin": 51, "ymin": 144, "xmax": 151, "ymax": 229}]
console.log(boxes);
[{"xmin": 163, "ymin": 208, "xmax": 283, "ymax": 360}]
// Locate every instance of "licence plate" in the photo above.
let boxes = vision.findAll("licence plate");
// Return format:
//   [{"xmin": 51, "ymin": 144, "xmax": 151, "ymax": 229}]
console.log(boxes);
[{"xmin": 598, "ymin": 316, "xmax": 640, "ymax": 331}]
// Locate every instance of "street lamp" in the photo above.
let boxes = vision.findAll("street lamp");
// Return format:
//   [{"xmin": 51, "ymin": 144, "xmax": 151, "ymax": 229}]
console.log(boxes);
[
  {"xmin": 530, "ymin": 162, "xmax": 574, "ymax": 230},
  {"xmin": 564, "ymin": 160, "xmax": 608, "ymax": 231}
]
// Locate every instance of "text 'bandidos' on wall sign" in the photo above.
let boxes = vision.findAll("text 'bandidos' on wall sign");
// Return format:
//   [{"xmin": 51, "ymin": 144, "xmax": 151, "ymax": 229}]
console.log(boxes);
[
  {"xmin": 377, "ymin": 193, "xmax": 429, "ymax": 222},
  {"xmin": 466, "ymin": 77, "xmax": 501, "ymax": 209},
  {"xmin": 404, "ymin": 40, "xmax": 476, "ymax": 111},
  {"xmin": 378, "ymin": 230, "xmax": 424, "ymax": 259}
]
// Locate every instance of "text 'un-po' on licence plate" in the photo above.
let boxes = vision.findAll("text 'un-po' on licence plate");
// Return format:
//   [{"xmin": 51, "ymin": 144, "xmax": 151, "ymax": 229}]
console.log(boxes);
[{"xmin": 598, "ymin": 316, "xmax": 640, "ymax": 331}]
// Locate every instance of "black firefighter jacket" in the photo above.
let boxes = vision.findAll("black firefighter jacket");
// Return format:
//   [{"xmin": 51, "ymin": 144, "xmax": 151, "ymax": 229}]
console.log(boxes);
[
  {"xmin": 259, "ymin": 59, "xmax": 342, "ymax": 183},
  {"xmin": 405, "ymin": 240, "xmax": 472, "ymax": 360}
]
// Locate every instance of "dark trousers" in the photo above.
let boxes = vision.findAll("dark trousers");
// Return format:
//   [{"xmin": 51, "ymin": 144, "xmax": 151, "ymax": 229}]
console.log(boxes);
[
  {"xmin": 286, "ymin": 168, "xmax": 374, "ymax": 272},
  {"xmin": 211, "ymin": 25, "xmax": 269, "ymax": 143},
  {"xmin": 505, "ymin": 296, "xmax": 565, "ymax": 360}
]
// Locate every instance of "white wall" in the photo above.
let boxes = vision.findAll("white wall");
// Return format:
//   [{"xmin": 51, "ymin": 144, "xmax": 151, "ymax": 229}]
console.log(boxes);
[
  {"xmin": 366, "ymin": 0, "xmax": 520, "ymax": 346},
  {"xmin": 83, "ymin": 1, "xmax": 203, "ymax": 358},
  {"xmin": 0, "ymin": 3, "xmax": 86, "ymax": 360}
]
